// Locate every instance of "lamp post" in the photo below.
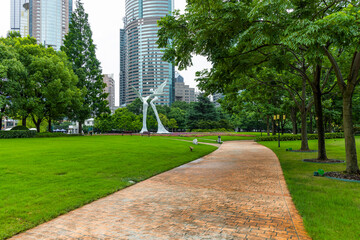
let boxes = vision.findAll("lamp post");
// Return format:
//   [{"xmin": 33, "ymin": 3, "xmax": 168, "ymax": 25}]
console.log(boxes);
[{"xmin": 274, "ymin": 114, "xmax": 286, "ymax": 147}]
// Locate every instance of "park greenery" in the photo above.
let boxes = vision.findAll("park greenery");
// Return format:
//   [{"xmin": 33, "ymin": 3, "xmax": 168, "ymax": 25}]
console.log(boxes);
[
  {"xmin": 1, "ymin": 133, "xmax": 360, "ymax": 239},
  {"xmin": 261, "ymin": 138, "xmax": 360, "ymax": 240},
  {"xmin": 61, "ymin": 0, "xmax": 109, "ymax": 133},
  {"xmin": 0, "ymin": 136, "xmax": 217, "ymax": 239},
  {"xmin": 94, "ymin": 94, "xmax": 236, "ymax": 133},
  {"xmin": 0, "ymin": 0, "xmax": 107, "ymax": 133},
  {"xmin": 157, "ymin": 0, "xmax": 360, "ymax": 174}
]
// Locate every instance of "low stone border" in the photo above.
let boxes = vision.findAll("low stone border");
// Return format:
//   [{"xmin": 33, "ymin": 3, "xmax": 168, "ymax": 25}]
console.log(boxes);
[
  {"xmin": 302, "ymin": 159, "xmax": 345, "ymax": 164},
  {"xmin": 324, "ymin": 171, "xmax": 360, "ymax": 182},
  {"xmin": 289, "ymin": 150, "xmax": 318, "ymax": 153},
  {"xmin": 324, "ymin": 176, "xmax": 360, "ymax": 183}
]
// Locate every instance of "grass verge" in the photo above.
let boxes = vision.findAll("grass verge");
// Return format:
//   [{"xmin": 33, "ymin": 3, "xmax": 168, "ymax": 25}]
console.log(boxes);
[
  {"xmin": 260, "ymin": 138, "xmax": 360, "ymax": 240},
  {"xmin": 0, "ymin": 135, "xmax": 216, "ymax": 239}
]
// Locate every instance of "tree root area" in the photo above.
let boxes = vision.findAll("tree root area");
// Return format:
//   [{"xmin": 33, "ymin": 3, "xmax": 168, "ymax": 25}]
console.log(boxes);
[
  {"xmin": 324, "ymin": 171, "xmax": 360, "ymax": 181},
  {"xmin": 303, "ymin": 159, "xmax": 344, "ymax": 163},
  {"xmin": 290, "ymin": 150, "xmax": 318, "ymax": 152}
]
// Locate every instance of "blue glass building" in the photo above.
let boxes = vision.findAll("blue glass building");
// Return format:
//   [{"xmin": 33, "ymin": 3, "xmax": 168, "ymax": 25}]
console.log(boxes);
[
  {"xmin": 122, "ymin": 0, "xmax": 175, "ymax": 105},
  {"xmin": 11, "ymin": 0, "xmax": 72, "ymax": 51}
]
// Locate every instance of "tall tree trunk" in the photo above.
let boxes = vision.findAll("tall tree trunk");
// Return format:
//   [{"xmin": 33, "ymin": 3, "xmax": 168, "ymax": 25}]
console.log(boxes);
[
  {"xmin": 48, "ymin": 118, "xmax": 52, "ymax": 132},
  {"xmin": 0, "ymin": 116, "xmax": 2, "ymax": 131},
  {"xmin": 79, "ymin": 122, "xmax": 83, "ymax": 135},
  {"xmin": 300, "ymin": 108, "xmax": 309, "ymax": 151},
  {"xmin": 290, "ymin": 107, "xmax": 297, "ymax": 134},
  {"xmin": 312, "ymin": 64, "xmax": 328, "ymax": 161},
  {"xmin": 309, "ymin": 109, "xmax": 313, "ymax": 134},
  {"xmin": 36, "ymin": 123, "xmax": 40, "ymax": 133},
  {"xmin": 22, "ymin": 117, "xmax": 27, "ymax": 127},
  {"xmin": 313, "ymin": 91, "xmax": 327, "ymax": 160},
  {"xmin": 31, "ymin": 115, "xmax": 42, "ymax": 133},
  {"xmin": 343, "ymin": 94, "xmax": 359, "ymax": 174},
  {"xmin": 266, "ymin": 115, "xmax": 270, "ymax": 136},
  {"xmin": 323, "ymin": 47, "xmax": 360, "ymax": 174},
  {"xmin": 272, "ymin": 119, "xmax": 276, "ymax": 135}
]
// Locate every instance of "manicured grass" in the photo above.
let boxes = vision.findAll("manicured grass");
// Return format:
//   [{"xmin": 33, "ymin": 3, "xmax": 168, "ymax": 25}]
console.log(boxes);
[
  {"xmin": 260, "ymin": 138, "xmax": 360, "ymax": 240},
  {"xmin": 0, "ymin": 136, "xmax": 216, "ymax": 239}
]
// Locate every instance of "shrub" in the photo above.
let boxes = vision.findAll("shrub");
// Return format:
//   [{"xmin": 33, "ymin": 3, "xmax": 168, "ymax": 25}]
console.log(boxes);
[
  {"xmin": 34, "ymin": 133, "xmax": 83, "ymax": 138},
  {"xmin": 189, "ymin": 128, "xmax": 233, "ymax": 133},
  {"xmin": 0, "ymin": 130, "xmax": 36, "ymax": 139},
  {"xmin": 255, "ymin": 132, "xmax": 345, "ymax": 142},
  {"xmin": 11, "ymin": 126, "xmax": 29, "ymax": 131}
]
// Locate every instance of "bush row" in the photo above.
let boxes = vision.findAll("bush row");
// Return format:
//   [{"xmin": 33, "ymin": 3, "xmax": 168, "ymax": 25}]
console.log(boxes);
[
  {"xmin": 255, "ymin": 132, "xmax": 345, "ymax": 142},
  {"xmin": 0, "ymin": 130, "xmax": 37, "ymax": 139},
  {"xmin": 34, "ymin": 133, "xmax": 83, "ymax": 138},
  {"xmin": 0, "ymin": 131, "xmax": 83, "ymax": 139},
  {"xmin": 189, "ymin": 128, "xmax": 233, "ymax": 132}
]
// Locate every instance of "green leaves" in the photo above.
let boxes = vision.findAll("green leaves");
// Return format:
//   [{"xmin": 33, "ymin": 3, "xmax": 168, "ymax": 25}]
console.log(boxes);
[{"xmin": 62, "ymin": 0, "xmax": 109, "ymax": 124}]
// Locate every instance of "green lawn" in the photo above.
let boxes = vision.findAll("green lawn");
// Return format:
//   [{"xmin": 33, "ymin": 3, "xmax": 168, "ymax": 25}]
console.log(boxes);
[
  {"xmin": 260, "ymin": 138, "xmax": 360, "ymax": 240},
  {"xmin": 0, "ymin": 136, "xmax": 216, "ymax": 239}
]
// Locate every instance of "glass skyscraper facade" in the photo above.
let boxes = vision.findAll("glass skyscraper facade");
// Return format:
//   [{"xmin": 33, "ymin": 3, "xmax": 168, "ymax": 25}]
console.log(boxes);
[
  {"xmin": 119, "ymin": 28, "xmax": 126, "ymax": 106},
  {"xmin": 122, "ymin": 0, "xmax": 175, "ymax": 105},
  {"xmin": 10, "ymin": 0, "xmax": 30, "ymax": 36},
  {"xmin": 11, "ymin": 0, "xmax": 72, "ymax": 51}
]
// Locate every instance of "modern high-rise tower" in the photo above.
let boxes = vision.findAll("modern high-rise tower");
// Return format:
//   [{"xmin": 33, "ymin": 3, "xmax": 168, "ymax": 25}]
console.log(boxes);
[
  {"xmin": 119, "ymin": 28, "xmax": 126, "ymax": 106},
  {"xmin": 10, "ymin": 0, "xmax": 30, "ymax": 36},
  {"xmin": 121, "ymin": 0, "xmax": 175, "ymax": 106},
  {"xmin": 10, "ymin": 0, "xmax": 72, "ymax": 51}
]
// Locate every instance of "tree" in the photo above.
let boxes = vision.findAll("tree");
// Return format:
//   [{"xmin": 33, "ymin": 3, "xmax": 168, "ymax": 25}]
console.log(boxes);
[
  {"xmin": 27, "ymin": 50, "xmax": 81, "ymax": 132},
  {"xmin": 112, "ymin": 108, "xmax": 139, "ymax": 131},
  {"xmin": 170, "ymin": 101, "xmax": 190, "ymax": 111},
  {"xmin": 168, "ymin": 118, "xmax": 178, "ymax": 132},
  {"xmin": 168, "ymin": 107, "xmax": 187, "ymax": 129},
  {"xmin": 127, "ymin": 98, "xmax": 143, "ymax": 115},
  {"xmin": 0, "ymin": 43, "xmax": 16, "ymax": 130},
  {"xmin": 0, "ymin": 34, "xmax": 82, "ymax": 132},
  {"xmin": 62, "ymin": 0, "xmax": 109, "ymax": 134},
  {"xmin": 94, "ymin": 114, "xmax": 113, "ymax": 133},
  {"xmin": 279, "ymin": 3, "xmax": 360, "ymax": 173},
  {"xmin": 157, "ymin": 0, "xmax": 342, "ymax": 159},
  {"xmin": 186, "ymin": 95, "xmax": 218, "ymax": 130}
]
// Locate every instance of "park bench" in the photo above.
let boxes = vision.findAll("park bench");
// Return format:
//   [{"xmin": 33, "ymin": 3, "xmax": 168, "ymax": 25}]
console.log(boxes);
[
  {"xmin": 122, "ymin": 131, "xmax": 133, "ymax": 136},
  {"xmin": 141, "ymin": 131, "xmax": 150, "ymax": 137}
]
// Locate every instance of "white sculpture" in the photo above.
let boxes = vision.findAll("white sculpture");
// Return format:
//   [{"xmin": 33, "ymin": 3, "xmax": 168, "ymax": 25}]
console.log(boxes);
[{"xmin": 132, "ymin": 81, "xmax": 170, "ymax": 134}]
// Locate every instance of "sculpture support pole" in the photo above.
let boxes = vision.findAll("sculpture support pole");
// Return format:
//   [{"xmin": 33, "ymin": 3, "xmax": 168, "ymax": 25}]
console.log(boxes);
[
  {"xmin": 150, "ymin": 97, "xmax": 169, "ymax": 134},
  {"xmin": 140, "ymin": 101, "xmax": 149, "ymax": 133}
]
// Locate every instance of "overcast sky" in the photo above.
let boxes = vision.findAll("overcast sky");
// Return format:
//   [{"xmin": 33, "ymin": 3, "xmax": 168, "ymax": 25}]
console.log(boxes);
[{"xmin": 0, "ymin": 0, "xmax": 211, "ymax": 106}]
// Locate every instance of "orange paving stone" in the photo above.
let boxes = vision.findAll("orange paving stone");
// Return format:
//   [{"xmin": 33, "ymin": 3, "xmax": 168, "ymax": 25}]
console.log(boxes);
[{"xmin": 11, "ymin": 141, "xmax": 311, "ymax": 240}]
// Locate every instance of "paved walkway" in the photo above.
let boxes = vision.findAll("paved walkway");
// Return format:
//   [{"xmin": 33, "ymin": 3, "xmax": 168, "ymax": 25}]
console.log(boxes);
[{"xmin": 12, "ymin": 141, "xmax": 310, "ymax": 240}]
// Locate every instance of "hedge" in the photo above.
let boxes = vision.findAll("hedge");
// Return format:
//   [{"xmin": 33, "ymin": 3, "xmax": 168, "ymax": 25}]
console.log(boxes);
[
  {"xmin": 11, "ymin": 126, "xmax": 29, "ymax": 131},
  {"xmin": 0, "ymin": 131, "xmax": 84, "ymax": 139},
  {"xmin": 189, "ymin": 128, "xmax": 233, "ymax": 132},
  {"xmin": 0, "ymin": 130, "xmax": 36, "ymax": 139},
  {"xmin": 255, "ymin": 133, "xmax": 345, "ymax": 142},
  {"xmin": 34, "ymin": 133, "xmax": 83, "ymax": 138}
]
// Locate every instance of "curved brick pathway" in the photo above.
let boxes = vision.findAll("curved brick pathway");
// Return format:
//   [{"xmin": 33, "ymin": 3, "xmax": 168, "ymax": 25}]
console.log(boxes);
[{"xmin": 12, "ymin": 141, "xmax": 310, "ymax": 240}]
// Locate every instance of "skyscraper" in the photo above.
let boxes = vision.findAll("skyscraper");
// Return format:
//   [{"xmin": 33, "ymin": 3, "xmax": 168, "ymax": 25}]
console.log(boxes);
[
  {"xmin": 121, "ymin": 0, "xmax": 175, "ymax": 106},
  {"xmin": 10, "ymin": 0, "xmax": 72, "ymax": 51},
  {"xmin": 119, "ymin": 28, "xmax": 126, "ymax": 106},
  {"xmin": 103, "ymin": 74, "xmax": 116, "ymax": 113},
  {"xmin": 10, "ymin": 0, "xmax": 30, "ymax": 36}
]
